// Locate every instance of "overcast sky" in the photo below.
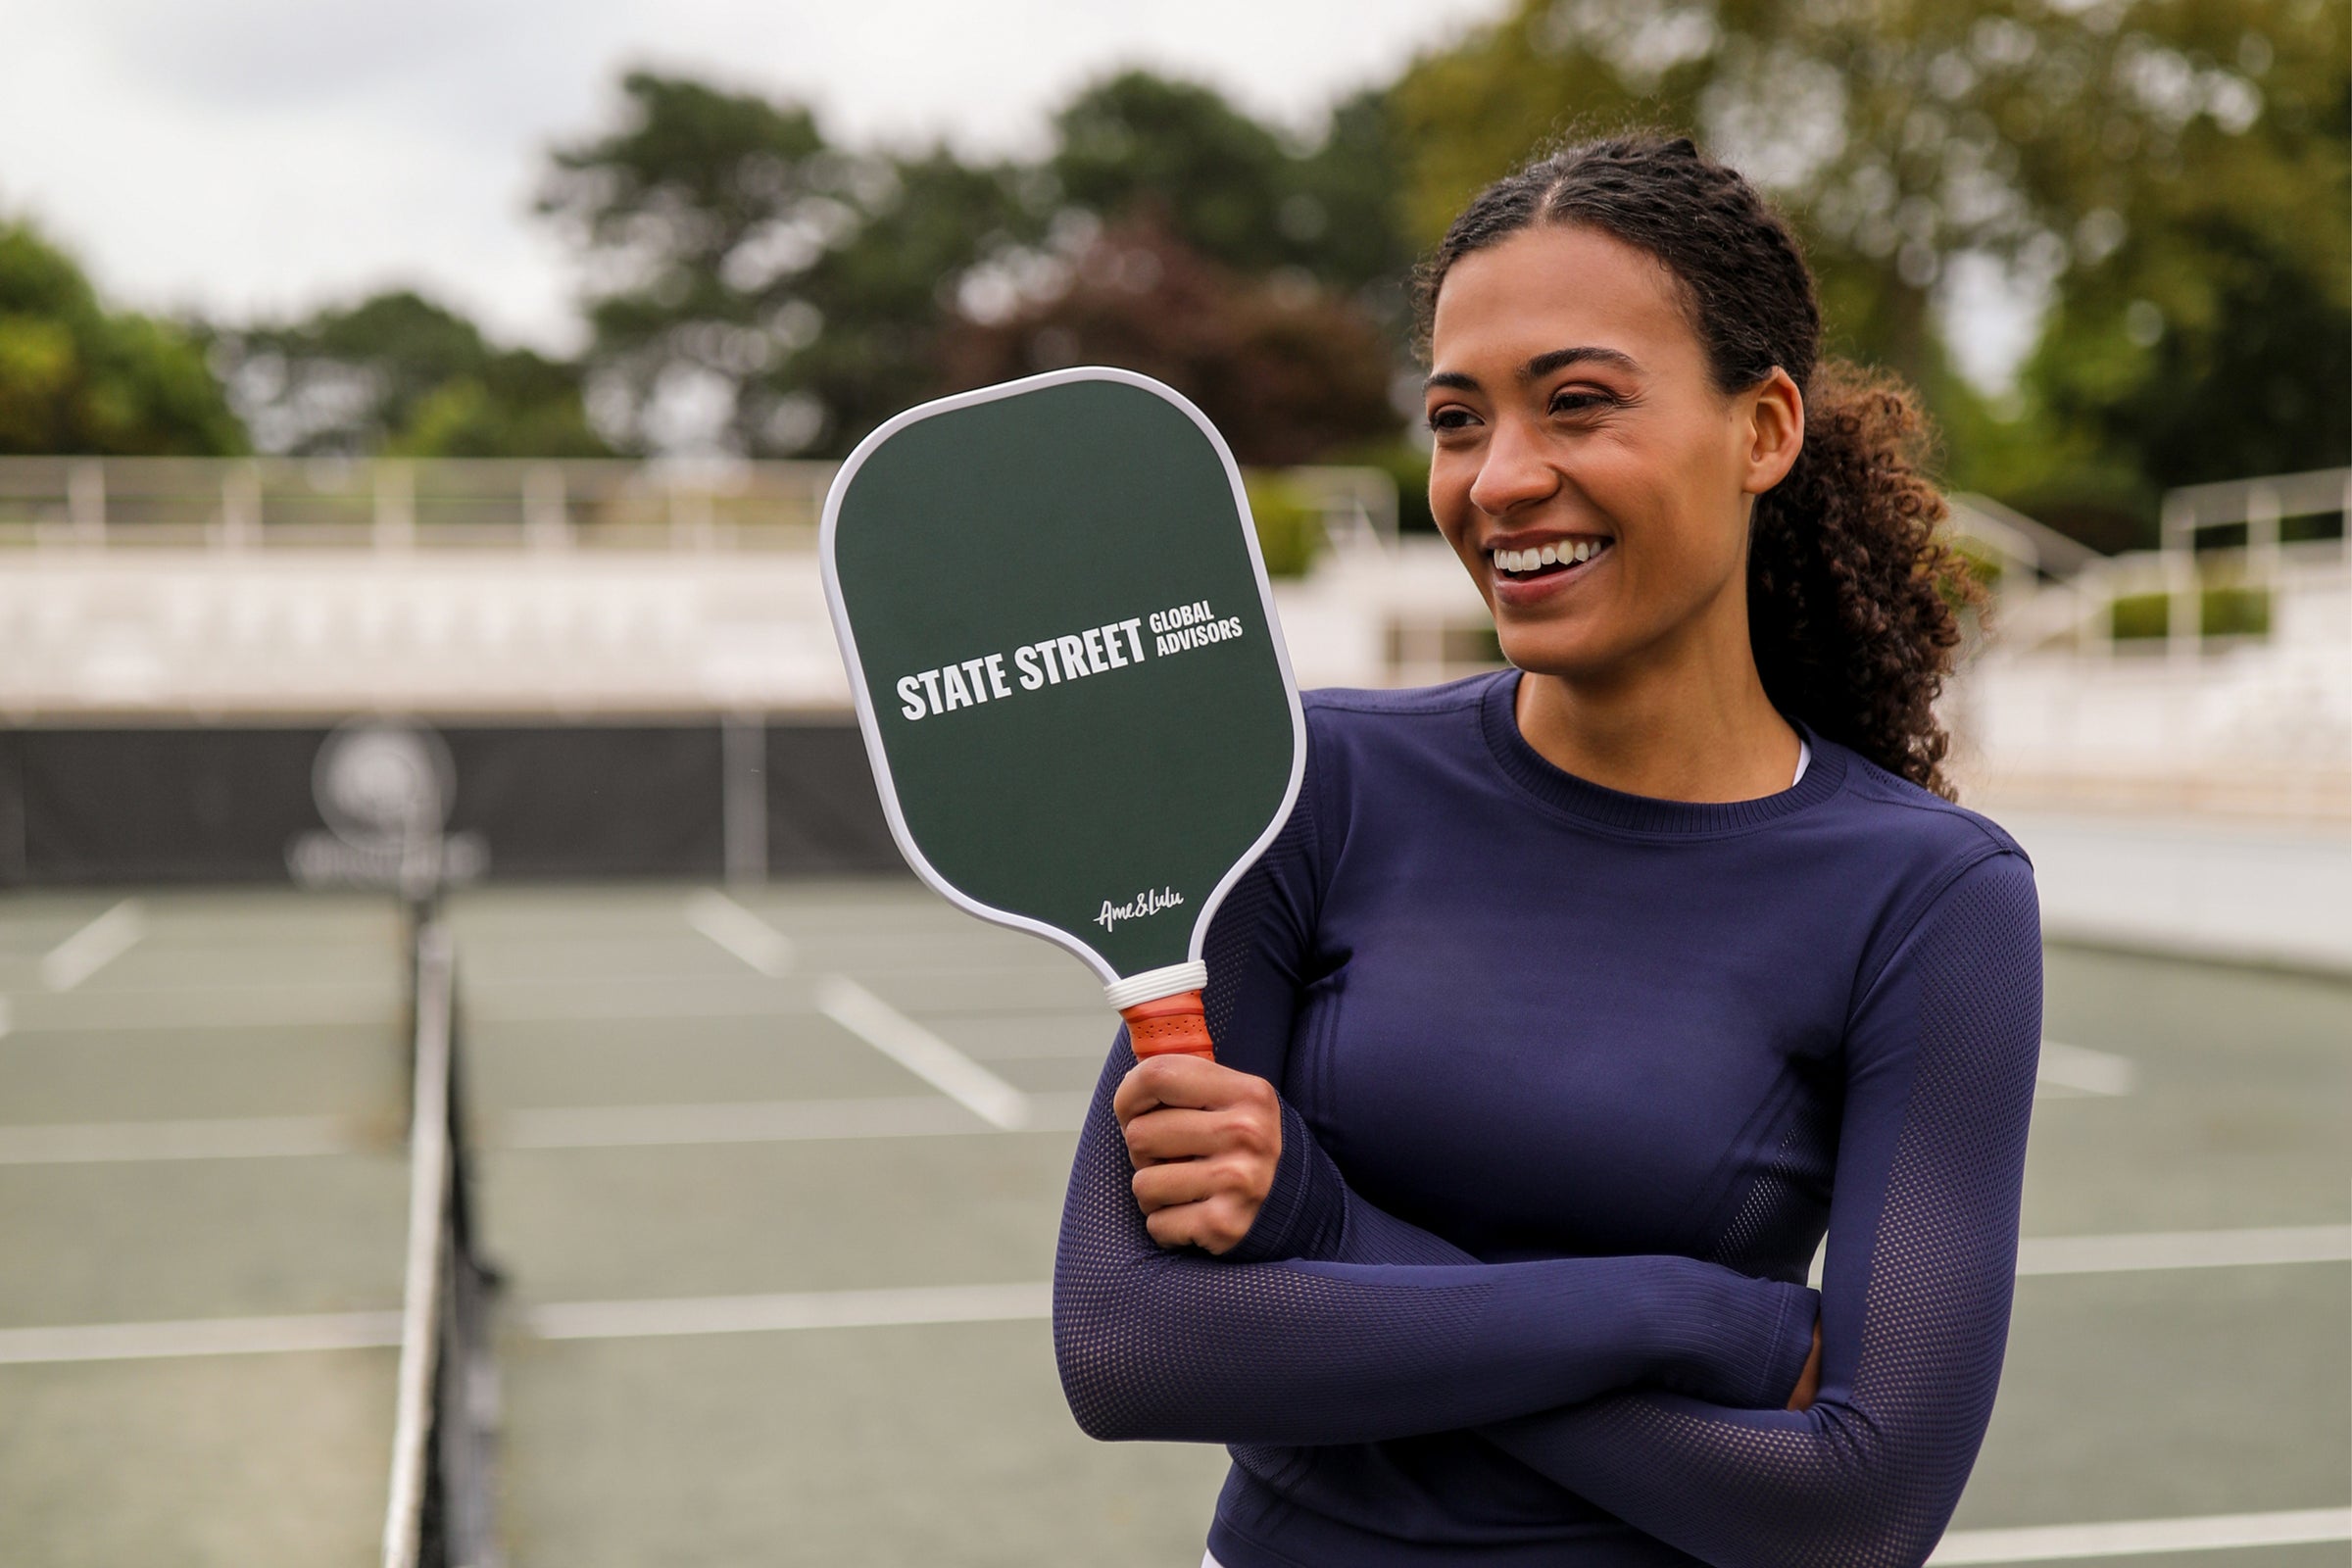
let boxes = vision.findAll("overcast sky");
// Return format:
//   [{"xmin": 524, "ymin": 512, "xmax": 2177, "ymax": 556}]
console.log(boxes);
[{"xmin": 0, "ymin": 0, "xmax": 1505, "ymax": 353}]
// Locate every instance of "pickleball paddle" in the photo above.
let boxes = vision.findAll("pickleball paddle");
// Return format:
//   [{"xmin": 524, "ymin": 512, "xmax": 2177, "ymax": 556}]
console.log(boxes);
[{"xmin": 821, "ymin": 368, "xmax": 1305, "ymax": 1059}]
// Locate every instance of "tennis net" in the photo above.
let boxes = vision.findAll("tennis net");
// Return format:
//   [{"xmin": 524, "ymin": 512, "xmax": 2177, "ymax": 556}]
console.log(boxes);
[{"xmin": 383, "ymin": 911, "xmax": 501, "ymax": 1568}]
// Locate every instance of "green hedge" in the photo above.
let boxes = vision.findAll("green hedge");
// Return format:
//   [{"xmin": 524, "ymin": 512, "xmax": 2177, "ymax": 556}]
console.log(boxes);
[
  {"xmin": 2109, "ymin": 586, "xmax": 2272, "ymax": 641},
  {"xmin": 1244, "ymin": 471, "xmax": 1322, "ymax": 577}
]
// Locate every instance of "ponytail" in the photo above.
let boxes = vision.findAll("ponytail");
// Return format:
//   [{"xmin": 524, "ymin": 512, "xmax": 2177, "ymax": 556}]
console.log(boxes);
[{"xmin": 1749, "ymin": 362, "xmax": 1975, "ymax": 798}]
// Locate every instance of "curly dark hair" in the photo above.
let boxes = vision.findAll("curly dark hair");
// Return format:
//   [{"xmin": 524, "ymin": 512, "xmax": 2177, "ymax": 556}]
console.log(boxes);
[{"xmin": 1413, "ymin": 134, "xmax": 1977, "ymax": 799}]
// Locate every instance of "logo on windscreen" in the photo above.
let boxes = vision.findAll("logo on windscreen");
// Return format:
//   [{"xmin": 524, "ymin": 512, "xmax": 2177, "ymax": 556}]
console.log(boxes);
[{"xmin": 286, "ymin": 719, "xmax": 487, "ymax": 893}]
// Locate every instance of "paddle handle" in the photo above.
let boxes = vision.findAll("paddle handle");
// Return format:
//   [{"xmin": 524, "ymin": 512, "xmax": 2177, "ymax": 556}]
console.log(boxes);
[{"xmin": 1120, "ymin": 990, "xmax": 1214, "ymax": 1060}]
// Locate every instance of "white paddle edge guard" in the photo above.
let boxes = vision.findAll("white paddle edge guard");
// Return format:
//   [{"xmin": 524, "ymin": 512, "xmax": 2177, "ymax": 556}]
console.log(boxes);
[
  {"xmin": 819, "ymin": 366, "xmax": 1310, "ymax": 989},
  {"xmin": 1103, "ymin": 961, "xmax": 1210, "ymax": 1012}
]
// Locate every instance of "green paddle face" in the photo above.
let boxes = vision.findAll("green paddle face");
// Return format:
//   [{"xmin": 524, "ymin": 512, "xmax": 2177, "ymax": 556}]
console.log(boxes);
[{"xmin": 822, "ymin": 368, "xmax": 1305, "ymax": 985}]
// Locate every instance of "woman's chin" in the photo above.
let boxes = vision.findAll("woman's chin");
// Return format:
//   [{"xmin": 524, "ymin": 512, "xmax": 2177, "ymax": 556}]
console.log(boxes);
[{"xmin": 1495, "ymin": 628, "xmax": 1621, "ymax": 682}]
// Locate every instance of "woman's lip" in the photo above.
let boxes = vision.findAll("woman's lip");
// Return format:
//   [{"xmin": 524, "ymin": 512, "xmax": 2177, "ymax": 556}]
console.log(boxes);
[{"xmin": 1485, "ymin": 532, "xmax": 1614, "ymax": 554}]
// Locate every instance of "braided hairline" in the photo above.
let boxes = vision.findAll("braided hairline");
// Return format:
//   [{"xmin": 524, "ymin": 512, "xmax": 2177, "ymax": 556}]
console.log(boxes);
[{"xmin": 1412, "ymin": 134, "xmax": 1976, "ymax": 798}]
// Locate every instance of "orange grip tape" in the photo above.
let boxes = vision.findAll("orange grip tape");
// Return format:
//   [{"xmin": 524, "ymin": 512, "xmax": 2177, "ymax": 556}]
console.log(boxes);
[{"xmin": 1120, "ymin": 990, "xmax": 1214, "ymax": 1060}]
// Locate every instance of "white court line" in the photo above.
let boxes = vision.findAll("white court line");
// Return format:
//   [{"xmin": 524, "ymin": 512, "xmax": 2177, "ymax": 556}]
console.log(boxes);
[
  {"xmin": 2036, "ymin": 1040, "xmax": 2137, "ymax": 1099},
  {"xmin": 501, "ymin": 1091, "xmax": 1090, "ymax": 1151},
  {"xmin": 527, "ymin": 1280, "xmax": 1051, "ymax": 1342},
  {"xmin": 9, "ymin": 1219, "xmax": 2344, "ymax": 1364},
  {"xmin": 683, "ymin": 891, "xmax": 796, "ymax": 977},
  {"xmin": 0, "ymin": 1309, "xmax": 402, "ymax": 1365},
  {"xmin": 2016, "ymin": 1224, "xmax": 2350, "ymax": 1275},
  {"xmin": 0, "ymin": 1115, "xmax": 360, "ymax": 1164},
  {"xmin": 0, "ymin": 1093, "xmax": 1095, "ymax": 1166},
  {"xmin": 40, "ymin": 900, "xmax": 145, "ymax": 992},
  {"xmin": 1931, "ymin": 1505, "xmax": 2351, "ymax": 1562},
  {"xmin": 814, "ymin": 975, "xmax": 1032, "ymax": 1130},
  {"xmin": 0, "ymin": 984, "xmax": 1100, "ymax": 1033}
]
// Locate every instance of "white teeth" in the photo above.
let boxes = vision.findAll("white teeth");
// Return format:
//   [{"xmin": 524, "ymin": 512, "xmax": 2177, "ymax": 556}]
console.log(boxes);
[{"xmin": 1494, "ymin": 541, "xmax": 1612, "ymax": 574}]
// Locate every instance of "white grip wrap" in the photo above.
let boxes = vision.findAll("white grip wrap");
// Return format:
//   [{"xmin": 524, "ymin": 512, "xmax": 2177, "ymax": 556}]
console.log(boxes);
[{"xmin": 1103, "ymin": 961, "xmax": 1209, "ymax": 1012}]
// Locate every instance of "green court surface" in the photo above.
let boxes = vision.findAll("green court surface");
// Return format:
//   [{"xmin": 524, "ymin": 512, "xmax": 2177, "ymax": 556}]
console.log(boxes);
[{"xmin": 0, "ymin": 883, "xmax": 2344, "ymax": 1566}]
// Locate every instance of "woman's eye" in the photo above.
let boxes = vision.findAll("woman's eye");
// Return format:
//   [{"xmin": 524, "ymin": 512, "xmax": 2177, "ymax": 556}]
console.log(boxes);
[
  {"xmin": 1551, "ymin": 390, "xmax": 1615, "ymax": 416},
  {"xmin": 1425, "ymin": 406, "xmax": 1478, "ymax": 432}
]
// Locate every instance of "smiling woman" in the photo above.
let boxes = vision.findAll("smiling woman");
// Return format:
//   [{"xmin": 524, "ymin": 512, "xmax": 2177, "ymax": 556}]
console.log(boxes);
[
  {"xmin": 1415, "ymin": 141, "xmax": 1972, "ymax": 804},
  {"xmin": 1053, "ymin": 134, "xmax": 2042, "ymax": 1568}
]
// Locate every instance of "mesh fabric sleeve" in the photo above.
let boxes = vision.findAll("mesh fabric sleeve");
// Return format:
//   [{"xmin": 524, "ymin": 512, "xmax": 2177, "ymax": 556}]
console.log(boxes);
[
  {"xmin": 1476, "ymin": 850, "xmax": 2044, "ymax": 1568},
  {"xmin": 1054, "ymin": 1040, "xmax": 1819, "ymax": 1445},
  {"xmin": 1050, "ymin": 766, "xmax": 1819, "ymax": 1447}
]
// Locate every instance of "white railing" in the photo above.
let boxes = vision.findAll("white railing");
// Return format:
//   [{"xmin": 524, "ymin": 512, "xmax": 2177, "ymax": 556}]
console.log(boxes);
[
  {"xmin": 1949, "ymin": 468, "xmax": 2351, "ymax": 824},
  {"xmin": 0, "ymin": 457, "xmax": 837, "ymax": 552},
  {"xmin": 1953, "ymin": 468, "xmax": 2350, "ymax": 660},
  {"xmin": 0, "ymin": 456, "xmax": 1399, "ymax": 558}
]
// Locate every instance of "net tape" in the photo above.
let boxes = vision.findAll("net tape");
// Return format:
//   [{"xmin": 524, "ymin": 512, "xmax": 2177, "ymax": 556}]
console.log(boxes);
[{"xmin": 383, "ymin": 913, "xmax": 501, "ymax": 1568}]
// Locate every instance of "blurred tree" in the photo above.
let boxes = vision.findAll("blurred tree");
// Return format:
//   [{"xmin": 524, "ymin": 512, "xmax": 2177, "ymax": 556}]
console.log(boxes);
[
  {"xmin": 1391, "ymin": 0, "xmax": 2349, "ymax": 542},
  {"xmin": 1050, "ymin": 72, "xmax": 1296, "ymax": 275},
  {"xmin": 211, "ymin": 289, "xmax": 608, "ymax": 457},
  {"xmin": 2014, "ymin": 0, "xmax": 2348, "ymax": 542},
  {"xmin": 1289, "ymin": 89, "xmax": 1422, "ymax": 301},
  {"xmin": 0, "ymin": 218, "xmax": 243, "ymax": 455},
  {"xmin": 939, "ymin": 217, "xmax": 1400, "ymax": 466},
  {"xmin": 540, "ymin": 71, "xmax": 1044, "ymax": 457},
  {"xmin": 1048, "ymin": 73, "xmax": 1417, "ymax": 299}
]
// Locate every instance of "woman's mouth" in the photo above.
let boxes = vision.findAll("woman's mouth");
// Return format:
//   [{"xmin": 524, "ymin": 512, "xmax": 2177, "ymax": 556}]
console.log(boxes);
[{"xmin": 1488, "ymin": 536, "xmax": 1614, "ymax": 589}]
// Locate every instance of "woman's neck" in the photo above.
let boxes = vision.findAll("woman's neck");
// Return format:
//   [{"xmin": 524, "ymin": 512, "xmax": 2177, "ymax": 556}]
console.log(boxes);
[{"xmin": 1512, "ymin": 619, "xmax": 1801, "ymax": 804}]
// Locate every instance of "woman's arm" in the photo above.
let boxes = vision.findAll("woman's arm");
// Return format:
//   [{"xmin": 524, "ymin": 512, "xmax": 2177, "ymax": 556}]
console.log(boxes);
[
  {"xmin": 1054, "ymin": 1033, "xmax": 1818, "ymax": 1445},
  {"xmin": 1474, "ymin": 851, "xmax": 2044, "ymax": 1568},
  {"xmin": 1051, "ymin": 733, "xmax": 1815, "ymax": 1448}
]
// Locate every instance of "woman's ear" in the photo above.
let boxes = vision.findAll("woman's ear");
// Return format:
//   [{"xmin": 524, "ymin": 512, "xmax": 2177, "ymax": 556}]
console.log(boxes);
[{"xmin": 1739, "ymin": 368, "xmax": 1804, "ymax": 496}]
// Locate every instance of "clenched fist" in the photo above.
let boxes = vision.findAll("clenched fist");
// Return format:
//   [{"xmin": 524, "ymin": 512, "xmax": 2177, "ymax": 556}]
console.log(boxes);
[{"xmin": 1113, "ymin": 1053, "xmax": 1283, "ymax": 1254}]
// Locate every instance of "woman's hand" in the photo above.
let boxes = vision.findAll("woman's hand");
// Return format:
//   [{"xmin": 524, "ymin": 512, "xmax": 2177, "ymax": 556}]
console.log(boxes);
[
  {"xmin": 1113, "ymin": 1054, "xmax": 1282, "ymax": 1254},
  {"xmin": 1786, "ymin": 1317, "xmax": 1823, "ymax": 1411}
]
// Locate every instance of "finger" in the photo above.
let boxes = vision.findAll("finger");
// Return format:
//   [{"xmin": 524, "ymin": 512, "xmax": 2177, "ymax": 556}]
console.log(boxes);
[
  {"xmin": 1121, "ymin": 1054, "xmax": 1266, "ymax": 1114},
  {"xmin": 1111, "ymin": 1060, "xmax": 1175, "ymax": 1126},
  {"xmin": 1144, "ymin": 1198, "xmax": 1254, "ymax": 1255},
  {"xmin": 1131, "ymin": 1156, "xmax": 1250, "ymax": 1213},
  {"xmin": 1122, "ymin": 1106, "xmax": 1246, "ymax": 1166},
  {"xmin": 1125, "ymin": 1104, "xmax": 1281, "ymax": 1170}
]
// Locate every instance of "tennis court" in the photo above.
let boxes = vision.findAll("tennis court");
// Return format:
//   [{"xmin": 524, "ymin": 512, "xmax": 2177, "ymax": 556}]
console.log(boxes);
[{"xmin": 0, "ymin": 877, "xmax": 2344, "ymax": 1566}]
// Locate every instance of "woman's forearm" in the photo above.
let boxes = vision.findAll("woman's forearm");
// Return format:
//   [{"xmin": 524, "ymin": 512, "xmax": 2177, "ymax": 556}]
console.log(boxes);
[{"xmin": 1054, "ymin": 1051, "xmax": 1815, "ymax": 1446}]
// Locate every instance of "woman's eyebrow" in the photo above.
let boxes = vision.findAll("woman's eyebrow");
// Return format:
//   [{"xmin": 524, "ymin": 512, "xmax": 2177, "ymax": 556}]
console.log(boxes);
[
  {"xmin": 1522, "ymin": 345, "xmax": 1641, "ymax": 379},
  {"xmin": 1423, "ymin": 346, "xmax": 1642, "ymax": 394}
]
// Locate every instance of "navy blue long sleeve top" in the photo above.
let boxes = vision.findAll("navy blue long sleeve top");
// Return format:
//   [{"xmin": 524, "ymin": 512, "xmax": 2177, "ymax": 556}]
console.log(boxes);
[{"xmin": 1053, "ymin": 671, "xmax": 2043, "ymax": 1568}]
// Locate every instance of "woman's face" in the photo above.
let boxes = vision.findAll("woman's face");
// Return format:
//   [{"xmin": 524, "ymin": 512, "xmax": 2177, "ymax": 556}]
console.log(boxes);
[{"xmin": 1424, "ymin": 222, "xmax": 1795, "ymax": 682}]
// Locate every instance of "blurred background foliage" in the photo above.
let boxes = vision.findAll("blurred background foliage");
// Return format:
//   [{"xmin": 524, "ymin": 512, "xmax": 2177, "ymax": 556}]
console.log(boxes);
[
  {"xmin": 0, "ymin": 220, "xmax": 243, "ymax": 456},
  {"xmin": 206, "ymin": 290, "xmax": 609, "ymax": 458},
  {"xmin": 0, "ymin": 0, "xmax": 2342, "ymax": 551}
]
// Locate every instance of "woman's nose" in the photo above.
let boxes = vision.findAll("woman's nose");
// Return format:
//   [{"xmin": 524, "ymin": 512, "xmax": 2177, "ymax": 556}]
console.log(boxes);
[{"xmin": 1466, "ymin": 418, "xmax": 1560, "ymax": 518}]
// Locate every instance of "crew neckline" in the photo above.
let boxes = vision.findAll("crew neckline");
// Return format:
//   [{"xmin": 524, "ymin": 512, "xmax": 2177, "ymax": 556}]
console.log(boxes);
[{"xmin": 1477, "ymin": 669, "xmax": 1847, "ymax": 836}]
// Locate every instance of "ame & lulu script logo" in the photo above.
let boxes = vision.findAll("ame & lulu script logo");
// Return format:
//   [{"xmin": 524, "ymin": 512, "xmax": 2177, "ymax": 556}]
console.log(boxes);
[{"xmin": 1097, "ymin": 886, "xmax": 1185, "ymax": 933}]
